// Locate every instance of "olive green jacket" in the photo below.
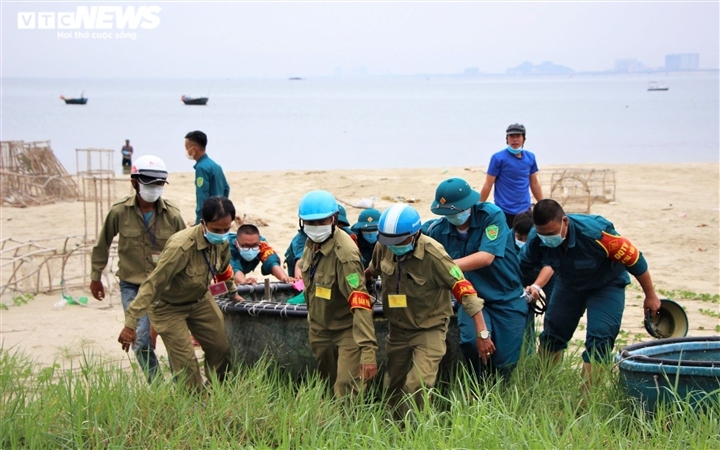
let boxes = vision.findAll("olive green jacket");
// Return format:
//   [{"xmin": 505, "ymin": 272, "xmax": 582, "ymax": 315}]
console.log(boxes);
[
  {"xmin": 124, "ymin": 225, "xmax": 235, "ymax": 329},
  {"xmin": 367, "ymin": 234, "xmax": 485, "ymax": 331},
  {"xmin": 91, "ymin": 195, "xmax": 186, "ymax": 285},
  {"xmin": 298, "ymin": 230, "xmax": 377, "ymax": 365}
]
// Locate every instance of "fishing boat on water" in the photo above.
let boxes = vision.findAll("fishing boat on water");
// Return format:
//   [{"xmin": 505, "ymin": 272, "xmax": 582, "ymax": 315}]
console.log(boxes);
[
  {"xmin": 60, "ymin": 93, "xmax": 88, "ymax": 104},
  {"xmin": 647, "ymin": 81, "xmax": 669, "ymax": 91},
  {"xmin": 181, "ymin": 95, "xmax": 209, "ymax": 105}
]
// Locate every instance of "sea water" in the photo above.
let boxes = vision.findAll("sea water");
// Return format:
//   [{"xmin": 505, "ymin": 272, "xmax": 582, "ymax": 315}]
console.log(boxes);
[{"xmin": 1, "ymin": 72, "xmax": 718, "ymax": 174}]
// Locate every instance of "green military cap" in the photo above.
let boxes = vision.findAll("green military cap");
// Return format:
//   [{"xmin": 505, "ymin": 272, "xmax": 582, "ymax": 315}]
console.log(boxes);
[
  {"xmin": 351, "ymin": 208, "xmax": 381, "ymax": 232},
  {"xmin": 337, "ymin": 204, "xmax": 350, "ymax": 227},
  {"xmin": 430, "ymin": 178, "xmax": 480, "ymax": 215}
]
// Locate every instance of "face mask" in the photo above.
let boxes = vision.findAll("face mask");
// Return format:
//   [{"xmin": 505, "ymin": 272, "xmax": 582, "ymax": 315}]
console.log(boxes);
[
  {"xmin": 506, "ymin": 145, "xmax": 522, "ymax": 155},
  {"xmin": 515, "ymin": 239, "xmax": 526, "ymax": 249},
  {"xmin": 388, "ymin": 243, "xmax": 414, "ymax": 256},
  {"xmin": 538, "ymin": 222, "xmax": 565, "ymax": 248},
  {"xmin": 138, "ymin": 183, "xmax": 163, "ymax": 203},
  {"xmin": 203, "ymin": 225, "xmax": 230, "ymax": 246},
  {"xmin": 447, "ymin": 209, "xmax": 471, "ymax": 226},
  {"xmin": 304, "ymin": 224, "xmax": 333, "ymax": 243},
  {"xmin": 186, "ymin": 149, "xmax": 194, "ymax": 160},
  {"xmin": 239, "ymin": 248, "xmax": 259, "ymax": 261},
  {"xmin": 361, "ymin": 231, "xmax": 378, "ymax": 244}
]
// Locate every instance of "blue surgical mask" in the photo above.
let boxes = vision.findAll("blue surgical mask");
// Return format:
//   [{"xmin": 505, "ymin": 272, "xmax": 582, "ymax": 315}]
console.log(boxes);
[
  {"xmin": 447, "ymin": 209, "xmax": 471, "ymax": 226},
  {"xmin": 538, "ymin": 222, "xmax": 565, "ymax": 248},
  {"xmin": 515, "ymin": 239, "xmax": 526, "ymax": 249},
  {"xmin": 506, "ymin": 145, "xmax": 522, "ymax": 155},
  {"xmin": 203, "ymin": 225, "xmax": 230, "ymax": 246},
  {"xmin": 239, "ymin": 248, "xmax": 259, "ymax": 261},
  {"xmin": 388, "ymin": 243, "xmax": 414, "ymax": 256},
  {"xmin": 361, "ymin": 231, "xmax": 378, "ymax": 244}
]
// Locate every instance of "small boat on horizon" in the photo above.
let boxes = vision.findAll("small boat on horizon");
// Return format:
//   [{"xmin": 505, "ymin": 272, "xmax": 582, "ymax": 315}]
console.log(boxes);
[
  {"xmin": 647, "ymin": 81, "xmax": 669, "ymax": 91},
  {"xmin": 60, "ymin": 93, "xmax": 88, "ymax": 105},
  {"xmin": 181, "ymin": 95, "xmax": 208, "ymax": 105}
]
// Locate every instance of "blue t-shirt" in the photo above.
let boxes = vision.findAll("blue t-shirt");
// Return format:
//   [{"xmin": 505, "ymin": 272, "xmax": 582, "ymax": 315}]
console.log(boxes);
[
  {"xmin": 194, "ymin": 154, "xmax": 230, "ymax": 224},
  {"xmin": 428, "ymin": 203, "xmax": 525, "ymax": 305},
  {"xmin": 487, "ymin": 149, "xmax": 539, "ymax": 215}
]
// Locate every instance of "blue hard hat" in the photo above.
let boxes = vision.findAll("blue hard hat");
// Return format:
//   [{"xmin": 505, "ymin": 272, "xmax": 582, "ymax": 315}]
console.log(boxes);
[
  {"xmin": 337, "ymin": 204, "xmax": 350, "ymax": 227},
  {"xmin": 378, "ymin": 204, "xmax": 422, "ymax": 245},
  {"xmin": 298, "ymin": 190, "xmax": 338, "ymax": 221},
  {"xmin": 351, "ymin": 208, "xmax": 381, "ymax": 231},
  {"xmin": 430, "ymin": 178, "xmax": 480, "ymax": 215}
]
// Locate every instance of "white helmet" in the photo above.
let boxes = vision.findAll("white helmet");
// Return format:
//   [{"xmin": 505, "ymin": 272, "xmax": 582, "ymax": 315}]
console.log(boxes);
[{"xmin": 131, "ymin": 155, "xmax": 168, "ymax": 183}]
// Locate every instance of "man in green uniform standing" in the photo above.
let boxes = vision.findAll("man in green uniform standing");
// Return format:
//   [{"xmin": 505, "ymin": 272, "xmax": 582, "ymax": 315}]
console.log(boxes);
[
  {"xmin": 118, "ymin": 196, "xmax": 238, "ymax": 392},
  {"xmin": 90, "ymin": 155, "xmax": 185, "ymax": 383},
  {"xmin": 185, "ymin": 130, "xmax": 230, "ymax": 225},
  {"xmin": 367, "ymin": 204, "xmax": 494, "ymax": 418},
  {"xmin": 296, "ymin": 190, "xmax": 378, "ymax": 397}
]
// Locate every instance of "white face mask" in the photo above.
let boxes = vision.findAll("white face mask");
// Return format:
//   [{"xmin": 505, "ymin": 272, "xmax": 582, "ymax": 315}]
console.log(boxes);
[
  {"xmin": 138, "ymin": 183, "xmax": 164, "ymax": 203},
  {"xmin": 186, "ymin": 148, "xmax": 194, "ymax": 160},
  {"xmin": 304, "ymin": 224, "xmax": 333, "ymax": 243}
]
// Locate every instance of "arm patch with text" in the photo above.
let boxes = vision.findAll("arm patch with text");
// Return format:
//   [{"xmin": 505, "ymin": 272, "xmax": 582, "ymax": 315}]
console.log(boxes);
[
  {"xmin": 596, "ymin": 231, "xmax": 640, "ymax": 267},
  {"xmin": 258, "ymin": 241, "xmax": 275, "ymax": 262},
  {"xmin": 452, "ymin": 279, "xmax": 478, "ymax": 303},
  {"xmin": 348, "ymin": 291, "xmax": 372, "ymax": 311}
]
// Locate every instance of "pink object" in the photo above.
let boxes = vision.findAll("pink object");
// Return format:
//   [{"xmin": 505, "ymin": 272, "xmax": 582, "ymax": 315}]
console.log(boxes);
[{"xmin": 292, "ymin": 279, "xmax": 305, "ymax": 292}]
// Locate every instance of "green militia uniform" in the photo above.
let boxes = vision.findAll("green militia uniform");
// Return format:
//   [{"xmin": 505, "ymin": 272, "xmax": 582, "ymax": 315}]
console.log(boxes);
[
  {"xmin": 367, "ymin": 233, "xmax": 485, "ymax": 415},
  {"xmin": 124, "ymin": 225, "xmax": 236, "ymax": 392},
  {"xmin": 298, "ymin": 229, "xmax": 377, "ymax": 397}
]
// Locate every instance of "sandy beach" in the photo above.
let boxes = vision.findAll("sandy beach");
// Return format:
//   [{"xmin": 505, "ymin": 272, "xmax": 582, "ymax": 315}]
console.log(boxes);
[{"xmin": 1, "ymin": 162, "xmax": 718, "ymax": 370}]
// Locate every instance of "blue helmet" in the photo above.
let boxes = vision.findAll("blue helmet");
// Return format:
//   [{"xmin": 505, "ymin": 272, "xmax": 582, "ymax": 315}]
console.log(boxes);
[
  {"xmin": 298, "ymin": 190, "xmax": 338, "ymax": 221},
  {"xmin": 378, "ymin": 204, "xmax": 422, "ymax": 245}
]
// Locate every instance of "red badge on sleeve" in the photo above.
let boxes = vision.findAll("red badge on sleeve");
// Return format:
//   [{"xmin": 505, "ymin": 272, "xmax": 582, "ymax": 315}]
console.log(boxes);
[
  {"xmin": 452, "ymin": 279, "xmax": 477, "ymax": 302},
  {"xmin": 258, "ymin": 241, "xmax": 275, "ymax": 262},
  {"xmin": 216, "ymin": 264, "xmax": 234, "ymax": 282},
  {"xmin": 596, "ymin": 231, "xmax": 640, "ymax": 266},
  {"xmin": 348, "ymin": 291, "xmax": 372, "ymax": 311}
]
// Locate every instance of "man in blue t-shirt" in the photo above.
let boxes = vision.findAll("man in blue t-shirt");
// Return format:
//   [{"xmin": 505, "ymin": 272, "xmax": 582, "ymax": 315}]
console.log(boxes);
[
  {"xmin": 480, "ymin": 123, "xmax": 544, "ymax": 228},
  {"xmin": 185, "ymin": 130, "xmax": 231, "ymax": 225}
]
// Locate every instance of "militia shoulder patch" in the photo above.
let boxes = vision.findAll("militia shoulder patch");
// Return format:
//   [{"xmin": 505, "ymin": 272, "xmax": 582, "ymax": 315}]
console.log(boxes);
[
  {"xmin": 346, "ymin": 272, "xmax": 360, "ymax": 289},
  {"xmin": 485, "ymin": 225, "xmax": 499, "ymax": 241}
]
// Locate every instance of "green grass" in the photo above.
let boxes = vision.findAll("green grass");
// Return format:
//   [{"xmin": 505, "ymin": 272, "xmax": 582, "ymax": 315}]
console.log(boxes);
[{"xmin": 1, "ymin": 347, "xmax": 718, "ymax": 448}]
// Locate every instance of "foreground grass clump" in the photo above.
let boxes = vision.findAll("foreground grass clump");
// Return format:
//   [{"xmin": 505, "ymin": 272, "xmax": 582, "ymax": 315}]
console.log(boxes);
[{"xmin": 1, "ymin": 347, "xmax": 718, "ymax": 448}]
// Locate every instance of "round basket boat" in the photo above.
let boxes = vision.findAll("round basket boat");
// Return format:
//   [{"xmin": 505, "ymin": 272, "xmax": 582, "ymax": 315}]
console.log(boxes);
[
  {"xmin": 216, "ymin": 282, "xmax": 463, "ymax": 379},
  {"xmin": 615, "ymin": 336, "xmax": 720, "ymax": 411}
]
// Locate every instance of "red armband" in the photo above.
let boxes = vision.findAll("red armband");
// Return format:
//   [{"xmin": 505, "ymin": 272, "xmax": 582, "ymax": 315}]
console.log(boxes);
[
  {"xmin": 348, "ymin": 291, "xmax": 372, "ymax": 311},
  {"xmin": 452, "ymin": 279, "xmax": 477, "ymax": 302},
  {"xmin": 258, "ymin": 241, "xmax": 276, "ymax": 262},
  {"xmin": 216, "ymin": 264, "xmax": 234, "ymax": 282},
  {"xmin": 596, "ymin": 231, "xmax": 640, "ymax": 267}
]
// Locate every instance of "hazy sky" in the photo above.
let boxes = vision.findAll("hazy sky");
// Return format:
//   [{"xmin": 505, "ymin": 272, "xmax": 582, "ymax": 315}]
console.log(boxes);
[{"xmin": 2, "ymin": 1, "xmax": 718, "ymax": 78}]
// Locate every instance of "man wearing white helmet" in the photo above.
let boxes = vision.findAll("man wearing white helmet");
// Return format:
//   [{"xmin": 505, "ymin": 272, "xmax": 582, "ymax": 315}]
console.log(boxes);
[
  {"xmin": 296, "ymin": 190, "xmax": 378, "ymax": 397},
  {"xmin": 90, "ymin": 155, "xmax": 186, "ymax": 383},
  {"xmin": 366, "ymin": 203, "xmax": 493, "ymax": 418}
]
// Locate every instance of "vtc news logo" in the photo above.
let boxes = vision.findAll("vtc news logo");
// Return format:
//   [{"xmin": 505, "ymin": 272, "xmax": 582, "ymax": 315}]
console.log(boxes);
[{"xmin": 18, "ymin": 6, "xmax": 161, "ymax": 30}]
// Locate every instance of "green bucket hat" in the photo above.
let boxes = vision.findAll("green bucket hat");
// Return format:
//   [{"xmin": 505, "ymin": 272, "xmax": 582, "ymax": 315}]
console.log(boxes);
[{"xmin": 430, "ymin": 178, "xmax": 480, "ymax": 215}]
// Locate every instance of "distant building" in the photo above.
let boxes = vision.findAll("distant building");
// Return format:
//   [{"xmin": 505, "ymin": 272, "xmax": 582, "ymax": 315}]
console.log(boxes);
[
  {"xmin": 505, "ymin": 61, "xmax": 574, "ymax": 75},
  {"xmin": 665, "ymin": 53, "xmax": 699, "ymax": 71},
  {"xmin": 614, "ymin": 59, "xmax": 645, "ymax": 73},
  {"xmin": 463, "ymin": 67, "xmax": 480, "ymax": 76}
]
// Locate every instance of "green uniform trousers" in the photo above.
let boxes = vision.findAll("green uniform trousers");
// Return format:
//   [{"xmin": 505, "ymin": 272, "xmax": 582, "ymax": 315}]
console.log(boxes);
[
  {"xmin": 309, "ymin": 327, "xmax": 362, "ymax": 397},
  {"xmin": 150, "ymin": 296, "xmax": 231, "ymax": 392},
  {"xmin": 385, "ymin": 324, "xmax": 448, "ymax": 418}
]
